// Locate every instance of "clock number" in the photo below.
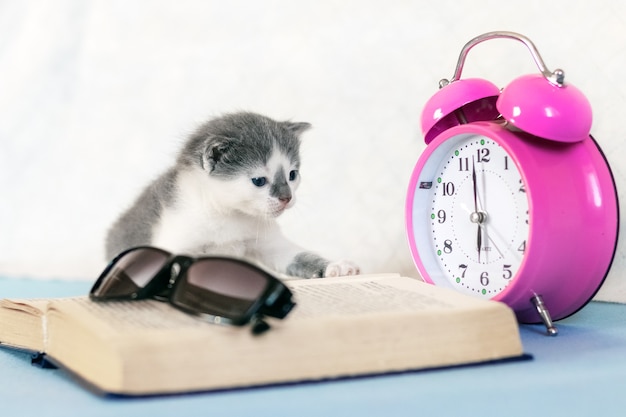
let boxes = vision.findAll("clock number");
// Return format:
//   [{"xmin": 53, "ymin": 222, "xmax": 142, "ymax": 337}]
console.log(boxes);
[
  {"xmin": 504, "ymin": 156, "xmax": 509, "ymax": 170},
  {"xmin": 518, "ymin": 240, "xmax": 527, "ymax": 253},
  {"xmin": 503, "ymin": 265, "xmax": 513, "ymax": 280},
  {"xmin": 442, "ymin": 182, "xmax": 455, "ymax": 196},
  {"xmin": 477, "ymin": 148, "xmax": 490, "ymax": 163},
  {"xmin": 437, "ymin": 209, "xmax": 446, "ymax": 224},
  {"xmin": 458, "ymin": 157, "xmax": 469, "ymax": 171},
  {"xmin": 519, "ymin": 179, "xmax": 526, "ymax": 193},
  {"xmin": 458, "ymin": 264, "xmax": 468, "ymax": 278},
  {"xmin": 480, "ymin": 271, "xmax": 489, "ymax": 286},
  {"xmin": 443, "ymin": 240, "xmax": 453, "ymax": 254}
]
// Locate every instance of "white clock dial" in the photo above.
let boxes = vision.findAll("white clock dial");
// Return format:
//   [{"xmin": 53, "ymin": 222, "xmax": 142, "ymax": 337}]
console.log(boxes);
[{"xmin": 426, "ymin": 135, "xmax": 529, "ymax": 298}]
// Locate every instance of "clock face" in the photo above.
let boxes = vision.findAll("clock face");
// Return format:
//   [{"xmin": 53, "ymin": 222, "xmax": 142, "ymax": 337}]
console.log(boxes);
[{"xmin": 415, "ymin": 133, "xmax": 530, "ymax": 298}]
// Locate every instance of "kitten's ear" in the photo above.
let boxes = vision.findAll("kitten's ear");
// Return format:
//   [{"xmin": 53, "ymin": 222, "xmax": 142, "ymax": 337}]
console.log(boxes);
[
  {"xmin": 201, "ymin": 135, "xmax": 231, "ymax": 172},
  {"xmin": 283, "ymin": 121, "xmax": 312, "ymax": 136}
]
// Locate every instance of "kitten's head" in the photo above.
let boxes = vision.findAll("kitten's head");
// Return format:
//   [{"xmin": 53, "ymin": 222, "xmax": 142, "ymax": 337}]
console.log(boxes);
[{"xmin": 180, "ymin": 112, "xmax": 311, "ymax": 218}]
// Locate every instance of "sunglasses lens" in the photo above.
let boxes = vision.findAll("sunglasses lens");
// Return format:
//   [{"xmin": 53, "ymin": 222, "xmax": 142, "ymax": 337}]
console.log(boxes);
[
  {"xmin": 171, "ymin": 259, "xmax": 271, "ymax": 321},
  {"xmin": 91, "ymin": 247, "xmax": 170, "ymax": 298}
]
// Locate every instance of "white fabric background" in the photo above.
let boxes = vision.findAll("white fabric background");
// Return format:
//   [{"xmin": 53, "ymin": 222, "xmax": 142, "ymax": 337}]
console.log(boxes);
[{"xmin": 1, "ymin": 0, "xmax": 625, "ymax": 301}]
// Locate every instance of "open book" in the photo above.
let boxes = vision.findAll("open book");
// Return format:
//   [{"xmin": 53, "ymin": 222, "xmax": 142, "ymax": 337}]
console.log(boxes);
[{"xmin": 0, "ymin": 274, "xmax": 525, "ymax": 396}]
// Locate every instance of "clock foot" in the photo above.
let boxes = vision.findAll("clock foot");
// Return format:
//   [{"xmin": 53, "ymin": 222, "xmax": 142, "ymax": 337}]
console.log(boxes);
[{"xmin": 530, "ymin": 294, "xmax": 558, "ymax": 336}]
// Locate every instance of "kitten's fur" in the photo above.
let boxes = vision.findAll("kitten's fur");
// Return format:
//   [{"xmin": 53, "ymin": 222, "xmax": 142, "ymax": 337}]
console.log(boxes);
[{"xmin": 105, "ymin": 112, "xmax": 359, "ymax": 278}]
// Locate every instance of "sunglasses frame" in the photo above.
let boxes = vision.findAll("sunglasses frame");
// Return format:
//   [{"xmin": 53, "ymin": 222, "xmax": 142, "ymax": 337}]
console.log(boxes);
[{"xmin": 90, "ymin": 246, "xmax": 295, "ymax": 331}]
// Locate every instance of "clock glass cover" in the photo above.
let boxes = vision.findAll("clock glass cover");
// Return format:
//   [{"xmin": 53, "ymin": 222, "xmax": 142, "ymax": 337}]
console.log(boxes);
[{"xmin": 414, "ymin": 133, "xmax": 530, "ymax": 298}]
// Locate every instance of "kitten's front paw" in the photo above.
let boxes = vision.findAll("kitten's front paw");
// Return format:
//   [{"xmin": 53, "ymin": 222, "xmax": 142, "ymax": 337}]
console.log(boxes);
[{"xmin": 323, "ymin": 260, "xmax": 360, "ymax": 277}]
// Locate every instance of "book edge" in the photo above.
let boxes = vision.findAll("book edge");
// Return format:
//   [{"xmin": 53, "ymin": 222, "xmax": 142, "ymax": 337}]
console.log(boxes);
[{"xmin": 33, "ymin": 348, "xmax": 533, "ymax": 397}]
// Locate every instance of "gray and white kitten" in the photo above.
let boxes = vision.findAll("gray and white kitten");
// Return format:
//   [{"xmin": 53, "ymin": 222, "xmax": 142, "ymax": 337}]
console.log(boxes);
[{"xmin": 105, "ymin": 112, "xmax": 360, "ymax": 278}]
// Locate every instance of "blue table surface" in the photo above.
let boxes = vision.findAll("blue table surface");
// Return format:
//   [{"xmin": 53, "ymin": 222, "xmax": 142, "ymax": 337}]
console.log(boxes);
[{"xmin": 1, "ymin": 276, "xmax": 625, "ymax": 417}]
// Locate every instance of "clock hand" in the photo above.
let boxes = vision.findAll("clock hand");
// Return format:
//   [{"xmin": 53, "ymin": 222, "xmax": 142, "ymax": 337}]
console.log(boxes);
[
  {"xmin": 475, "ymin": 227, "xmax": 481, "ymax": 263},
  {"xmin": 472, "ymin": 157, "xmax": 479, "ymax": 213},
  {"xmin": 478, "ymin": 222, "xmax": 504, "ymax": 258},
  {"xmin": 472, "ymin": 157, "xmax": 482, "ymax": 263},
  {"xmin": 471, "ymin": 163, "xmax": 521, "ymax": 263},
  {"xmin": 473, "ymin": 165, "xmax": 511, "ymax": 263}
]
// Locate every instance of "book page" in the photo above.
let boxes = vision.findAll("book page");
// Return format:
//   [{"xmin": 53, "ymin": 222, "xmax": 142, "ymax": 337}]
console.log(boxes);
[
  {"xmin": 0, "ymin": 298, "xmax": 50, "ymax": 351},
  {"xmin": 47, "ymin": 275, "xmax": 498, "ymax": 332},
  {"xmin": 287, "ymin": 274, "xmax": 490, "ymax": 319},
  {"xmin": 49, "ymin": 297, "xmax": 212, "ymax": 332},
  {"xmin": 0, "ymin": 298, "xmax": 49, "ymax": 316}
]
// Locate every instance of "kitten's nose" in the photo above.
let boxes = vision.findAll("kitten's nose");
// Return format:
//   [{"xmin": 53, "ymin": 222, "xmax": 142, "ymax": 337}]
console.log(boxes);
[{"xmin": 271, "ymin": 175, "xmax": 292, "ymax": 205}]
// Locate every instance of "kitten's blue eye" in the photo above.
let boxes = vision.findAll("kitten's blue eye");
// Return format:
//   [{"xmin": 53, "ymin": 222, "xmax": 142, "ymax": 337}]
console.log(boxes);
[
  {"xmin": 289, "ymin": 170, "xmax": 298, "ymax": 181},
  {"xmin": 251, "ymin": 177, "xmax": 267, "ymax": 187}
]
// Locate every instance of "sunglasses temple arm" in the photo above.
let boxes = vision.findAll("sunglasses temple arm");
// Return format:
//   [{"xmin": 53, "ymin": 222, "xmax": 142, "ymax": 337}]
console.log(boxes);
[
  {"xmin": 250, "ymin": 315, "xmax": 271, "ymax": 335},
  {"xmin": 259, "ymin": 286, "xmax": 296, "ymax": 319}
]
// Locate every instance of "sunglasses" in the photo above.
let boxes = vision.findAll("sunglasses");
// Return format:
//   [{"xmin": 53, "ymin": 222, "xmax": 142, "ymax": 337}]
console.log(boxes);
[{"xmin": 89, "ymin": 246, "xmax": 296, "ymax": 334}]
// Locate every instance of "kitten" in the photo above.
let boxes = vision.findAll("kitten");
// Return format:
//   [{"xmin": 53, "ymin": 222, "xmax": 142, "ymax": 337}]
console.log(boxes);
[{"xmin": 105, "ymin": 112, "xmax": 360, "ymax": 278}]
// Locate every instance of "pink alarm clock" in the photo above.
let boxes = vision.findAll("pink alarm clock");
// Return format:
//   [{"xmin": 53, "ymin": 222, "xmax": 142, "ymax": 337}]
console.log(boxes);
[{"xmin": 405, "ymin": 31, "xmax": 619, "ymax": 335}]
